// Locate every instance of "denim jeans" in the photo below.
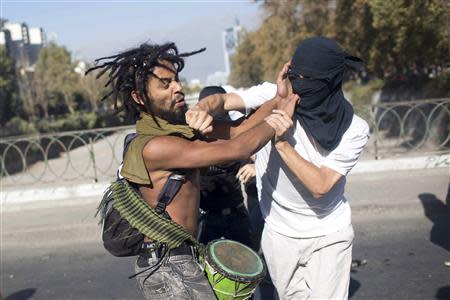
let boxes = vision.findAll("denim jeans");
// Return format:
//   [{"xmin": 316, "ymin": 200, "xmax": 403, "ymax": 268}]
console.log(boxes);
[{"xmin": 135, "ymin": 253, "xmax": 215, "ymax": 300}]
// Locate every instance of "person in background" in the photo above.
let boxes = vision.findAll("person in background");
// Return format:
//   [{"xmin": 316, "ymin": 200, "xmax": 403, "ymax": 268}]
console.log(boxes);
[{"xmin": 197, "ymin": 86, "xmax": 257, "ymax": 250}]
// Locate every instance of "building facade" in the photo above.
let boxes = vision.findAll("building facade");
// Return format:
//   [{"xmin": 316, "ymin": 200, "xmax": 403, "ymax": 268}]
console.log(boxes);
[{"xmin": 0, "ymin": 19, "xmax": 46, "ymax": 70}]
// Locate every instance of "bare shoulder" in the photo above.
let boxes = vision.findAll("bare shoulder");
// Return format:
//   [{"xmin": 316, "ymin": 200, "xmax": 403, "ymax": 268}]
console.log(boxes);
[
  {"xmin": 142, "ymin": 135, "xmax": 229, "ymax": 171},
  {"xmin": 143, "ymin": 135, "xmax": 191, "ymax": 162}
]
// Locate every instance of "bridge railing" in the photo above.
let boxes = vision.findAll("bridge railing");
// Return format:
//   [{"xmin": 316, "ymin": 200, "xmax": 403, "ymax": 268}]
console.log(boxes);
[
  {"xmin": 1, "ymin": 98, "xmax": 449, "ymax": 186},
  {"xmin": 0, "ymin": 126, "xmax": 134, "ymax": 186},
  {"xmin": 354, "ymin": 98, "xmax": 449, "ymax": 159}
]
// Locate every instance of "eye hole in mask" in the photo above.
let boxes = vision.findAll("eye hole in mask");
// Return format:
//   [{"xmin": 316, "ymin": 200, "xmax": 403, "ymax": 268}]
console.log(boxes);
[
  {"xmin": 286, "ymin": 66, "xmax": 329, "ymax": 85},
  {"xmin": 286, "ymin": 66, "xmax": 303, "ymax": 81},
  {"xmin": 286, "ymin": 67, "xmax": 331, "ymax": 100}
]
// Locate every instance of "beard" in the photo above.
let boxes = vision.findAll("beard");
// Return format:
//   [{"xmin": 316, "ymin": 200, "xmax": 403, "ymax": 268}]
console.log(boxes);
[
  {"xmin": 158, "ymin": 104, "xmax": 188, "ymax": 125},
  {"xmin": 147, "ymin": 95, "xmax": 188, "ymax": 125}
]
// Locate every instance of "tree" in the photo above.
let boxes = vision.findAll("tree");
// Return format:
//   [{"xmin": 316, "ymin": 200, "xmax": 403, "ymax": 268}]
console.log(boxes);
[
  {"xmin": 334, "ymin": 0, "xmax": 376, "ymax": 70},
  {"xmin": 78, "ymin": 67, "xmax": 110, "ymax": 112},
  {"xmin": 230, "ymin": 1, "xmax": 334, "ymax": 83},
  {"xmin": 0, "ymin": 47, "xmax": 20, "ymax": 125},
  {"xmin": 334, "ymin": 0, "xmax": 450, "ymax": 78},
  {"xmin": 18, "ymin": 69, "xmax": 37, "ymax": 119},
  {"xmin": 229, "ymin": 32, "xmax": 263, "ymax": 87},
  {"xmin": 33, "ymin": 42, "xmax": 80, "ymax": 116},
  {"xmin": 232, "ymin": 0, "xmax": 450, "ymax": 81}
]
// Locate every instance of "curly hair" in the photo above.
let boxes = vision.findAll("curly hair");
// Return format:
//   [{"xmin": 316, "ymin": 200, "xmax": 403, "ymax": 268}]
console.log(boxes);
[{"xmin": 85, "ymin": 42, "xmax": 205, "ymax": 120}]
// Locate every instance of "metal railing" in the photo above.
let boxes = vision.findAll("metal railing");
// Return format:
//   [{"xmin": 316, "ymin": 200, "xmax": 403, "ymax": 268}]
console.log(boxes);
[
  {"xmin": 0, "ymin": 126, "xmax": 134, "ymax": 186},
  {"xmin": 354, "ymin": 98, "xmax": 450, "ymax": 159},
  {"xmin": 1, "ymin": 98, "xmax": 449, "ymax": 186}
]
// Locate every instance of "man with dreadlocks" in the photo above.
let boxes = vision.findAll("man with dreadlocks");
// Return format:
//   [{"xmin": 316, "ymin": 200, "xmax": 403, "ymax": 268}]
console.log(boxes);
[{"xmin": 87, "ymin": 42, "xmax": 298, "ymax": 299}]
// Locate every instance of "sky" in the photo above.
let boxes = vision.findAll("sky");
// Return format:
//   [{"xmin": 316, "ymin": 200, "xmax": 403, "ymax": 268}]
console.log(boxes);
[{"xmin": 1, "ymin": 0, "xmax": 263, "ymax": 83}]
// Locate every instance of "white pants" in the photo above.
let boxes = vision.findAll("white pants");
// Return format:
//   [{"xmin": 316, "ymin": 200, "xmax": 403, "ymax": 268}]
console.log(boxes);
[{"xmin": 261, "ymin": 224, "xmax": 354, "ymax": 300}]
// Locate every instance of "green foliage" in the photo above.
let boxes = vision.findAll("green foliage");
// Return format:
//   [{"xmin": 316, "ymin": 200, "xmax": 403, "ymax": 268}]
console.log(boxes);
[
  {"xmin": 229, "ymin": 32, "xmax": 263, "ymax": 87},
  {"xmin": 232, "ymin": 0, "xmax": 450, "ymax": 83},
  {"xmin": 37, "ymin": 112, "xmax": 97, "ymax": 133},
  {"xmin": 38, "ymin": 112, "xmax": 130, "ymax": 134},
  {"xmin": 380, "ymin": 72, "xmax": 450, "ymax": 102},
  {"xmin": 344, "ymin": 78, "xmax": 384, "ymax": 106},
  {"xmin": 344, "ymin": 78, "xmax": 384, "ymax": 123},
  {"xmin": 11, "ymin": 42, "xmax": 112, "ymax": 124},
  {"xmin": 423, "ymin": 72, "xmax": 450, "ymax": 98},
  {"xmin": 0, "ymin": 48, "xmax": 21, "ymax": 125},
  {"xmin": 78, "ymin": 66, "xmax": 110, "ymax": 111},
  {"xmin": 334, "ymin": 0, "xmax": 376, "ymax": 66},
  {"xmin": 95, "ymin": 112, "xmax": 131, "ymax": 128},
  {"xmin": 231, "ymin": 1, "xmax": 335, "ymax": 84},
  {"xmin": 0, "ymin": 111, "xmax": 131, "ymax": 138},
  {"xmin": 1, "ymin": 117, "xmax": 38, "ymax": 137},
  {"xmin": 340, "ymin": 0, "xmax": 450, "ymax": 78},
  {"xmin": 0, "ymin": 42, "xmax": 124, "ymax": 137},
  {"xmin": 32, "ymin": 42, "xmax": 81, "ymax": 116}
]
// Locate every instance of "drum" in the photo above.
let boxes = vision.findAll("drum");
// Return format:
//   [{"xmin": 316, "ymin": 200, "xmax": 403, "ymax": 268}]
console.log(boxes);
[{"xmin": 203, "ymin": 239, "xmax": 267, "ymax": 300}]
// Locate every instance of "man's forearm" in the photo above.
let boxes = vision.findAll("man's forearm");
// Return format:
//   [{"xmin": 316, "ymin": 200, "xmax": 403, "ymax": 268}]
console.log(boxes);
[
  {"xmin": 230, "ymin": 96, "xmax": 280, "ymax": 138},
  {"xmin": 275, "ymin": 141, "xmax": 335, "ymax": 198},
  {"xmin": 230, "ymin": 121, "xmax": 275, "ymax": 160},
  {"xmin": 196, "ymin": 94, "xmax": 225, "ymax": 113},
  {"xmin": 202, "ymin": 95, "xmax": 280, "ymax": 140}
]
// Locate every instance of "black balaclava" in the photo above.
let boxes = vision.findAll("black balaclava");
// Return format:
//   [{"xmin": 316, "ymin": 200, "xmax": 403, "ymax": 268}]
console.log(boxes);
[{"xmin": 288, "ymin": 36, "xmax": 363, "ymax": 151}]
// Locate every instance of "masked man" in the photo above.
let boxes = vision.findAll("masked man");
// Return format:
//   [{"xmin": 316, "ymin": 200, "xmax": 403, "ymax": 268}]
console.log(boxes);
[{"xmin": 188, "ymin": 37, "xmax": 370, "ymax": 299}]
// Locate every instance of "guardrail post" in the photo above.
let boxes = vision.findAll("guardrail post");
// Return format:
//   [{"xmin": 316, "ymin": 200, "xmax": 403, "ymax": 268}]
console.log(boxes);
[
  {"xmin": 89, "ymin": 137, "xmax": 98, "ymax": 183},
  {"xmin": 371, "ymin": 104, "xmax": 379, "ymax": 160}
]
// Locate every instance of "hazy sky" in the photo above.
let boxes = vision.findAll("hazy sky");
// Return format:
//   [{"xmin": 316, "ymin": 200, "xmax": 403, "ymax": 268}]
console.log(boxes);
[{"xmin": 1, "ymin": 0, "xmax": 263, "ymax": 83}]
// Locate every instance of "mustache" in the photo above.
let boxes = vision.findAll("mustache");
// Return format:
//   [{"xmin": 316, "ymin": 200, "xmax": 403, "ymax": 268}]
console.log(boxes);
[
  {"xmin": 170, "ymin": 93, "xmax": 186, "ymax": 110},
  {"xmin": 173, "ymin": 92, "xmax": 185, "ymax": 103}
]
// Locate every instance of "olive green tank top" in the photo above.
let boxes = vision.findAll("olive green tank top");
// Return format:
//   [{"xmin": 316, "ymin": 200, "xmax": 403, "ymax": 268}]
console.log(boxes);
[{"xmin": 120, "ymin": 112, "xmax": 196, "ymax": 185}]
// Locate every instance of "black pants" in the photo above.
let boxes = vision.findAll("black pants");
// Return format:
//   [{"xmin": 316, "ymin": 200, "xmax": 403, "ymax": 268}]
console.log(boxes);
[{"xmin": 197, "ymin": 205, "xmax": 257, "ymax": 251}]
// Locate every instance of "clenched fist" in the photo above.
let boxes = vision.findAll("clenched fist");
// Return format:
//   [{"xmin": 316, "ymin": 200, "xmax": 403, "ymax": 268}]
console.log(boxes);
[
  {"xmin": 185, "ymin": 106, "xmax": 214, "ymax": 135},
  {"xmin": 264, "ymin": 108, "xmax": 295, "ymax": 143}
]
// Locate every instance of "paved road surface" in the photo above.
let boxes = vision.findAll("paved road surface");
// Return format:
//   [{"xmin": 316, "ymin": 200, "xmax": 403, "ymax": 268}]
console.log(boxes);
[{"xmin": 1, "ymin": 168, "xmax": 449, "ymax": 299}]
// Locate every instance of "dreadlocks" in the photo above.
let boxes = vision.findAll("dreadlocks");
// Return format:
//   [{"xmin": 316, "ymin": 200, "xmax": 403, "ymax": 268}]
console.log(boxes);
[{"xmin": 85, "ymin": 42, "xmax": 205, "ymax": 120}]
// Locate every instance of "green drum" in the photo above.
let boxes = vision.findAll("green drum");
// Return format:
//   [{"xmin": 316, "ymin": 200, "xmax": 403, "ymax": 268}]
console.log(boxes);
[{"xmin": 203, "ymin": 239, "xmax": 267, "ymax": 300}]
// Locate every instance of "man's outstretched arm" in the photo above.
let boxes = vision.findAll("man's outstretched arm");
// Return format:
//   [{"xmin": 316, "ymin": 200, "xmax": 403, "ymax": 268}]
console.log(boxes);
[
  {"xmin": 144, "ymin": 94, "xmax": 298, "ymax": 172},
  {"xmin": 186, "ymin": 62, "xmax": 291, "ymax": 139}
]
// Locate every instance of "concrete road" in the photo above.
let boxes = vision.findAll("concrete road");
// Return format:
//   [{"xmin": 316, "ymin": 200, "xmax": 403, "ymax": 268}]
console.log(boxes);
[{"xmin": 1, "ymin": 168, "xmax": 449, "ymax": 299}]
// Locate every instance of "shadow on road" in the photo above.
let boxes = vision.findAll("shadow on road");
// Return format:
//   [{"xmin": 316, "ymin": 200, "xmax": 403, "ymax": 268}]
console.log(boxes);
[
  {"xmin": 419, "ymin": 184, "xmax": 450, "ymax": 300},
  {"xmin": 436, "ymin": 286, "xmax": 450, "ymax": 300},
  {"xmin": 418, "ymin": 182, "xmax": 450, "ymax": 252},
  {"xmin": 349, "ymin": 277, "xmax": 361, "ymax": 298},
  {"xmin": 4, "ymin": 288, "xmax": 36, "ymax": 300}
]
